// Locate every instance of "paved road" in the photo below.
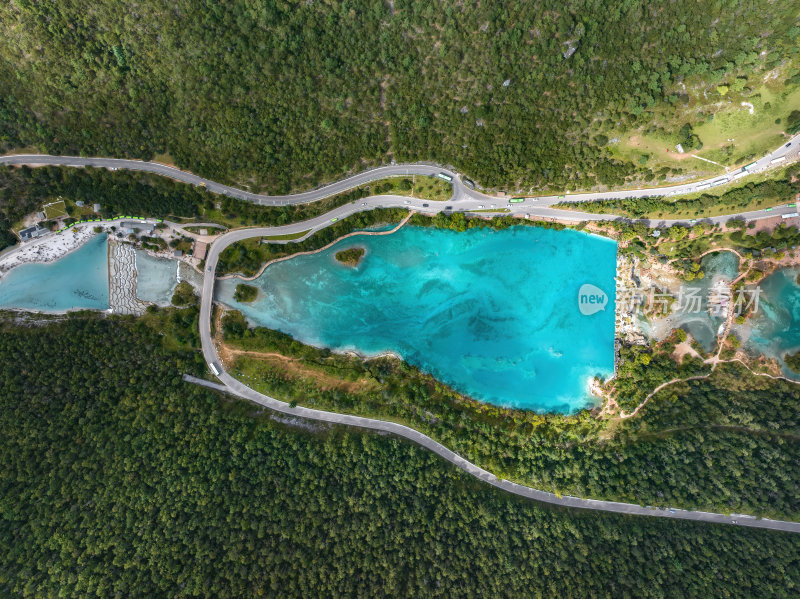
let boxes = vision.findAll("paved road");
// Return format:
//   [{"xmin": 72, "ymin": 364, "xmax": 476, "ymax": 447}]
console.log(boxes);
[{"xmin": 2, "ymin": 131, "xmax": 798, "ymax": 211}]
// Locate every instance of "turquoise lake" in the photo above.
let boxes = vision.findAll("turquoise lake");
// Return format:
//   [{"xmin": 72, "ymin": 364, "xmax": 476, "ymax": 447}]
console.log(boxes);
[
  {"xmin": 135, "ymin": 250, "xmax": 179, "ymax": 304},
  {"xmin": 0, "ymin": 234, "xmax": 109, "ymax": 312},
  {"xmin": 745, "ymin": 267, "xmax": 800, "ymax": 377},
  {"xmin": 217, "ymin": 225, "xmax": 618, "ymax": 413},
  {"xmin": 670, "ymin": 251, "xmax": 740, "ymax": 351}
]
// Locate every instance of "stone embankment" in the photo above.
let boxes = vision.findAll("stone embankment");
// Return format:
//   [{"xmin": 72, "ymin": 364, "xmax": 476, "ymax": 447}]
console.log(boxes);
[{"xmin": 108, "ymin": 240, "xmax": 150, "ymax": 315}]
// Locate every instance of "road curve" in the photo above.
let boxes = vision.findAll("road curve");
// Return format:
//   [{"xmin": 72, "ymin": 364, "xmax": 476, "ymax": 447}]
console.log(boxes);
[
  {"xmin": 196, "ymin": 208, "xmax": 800, "ymax": 534},
  {"xmin": 1, "ymin": 131, "xmax": 798, "ymax": 209}
]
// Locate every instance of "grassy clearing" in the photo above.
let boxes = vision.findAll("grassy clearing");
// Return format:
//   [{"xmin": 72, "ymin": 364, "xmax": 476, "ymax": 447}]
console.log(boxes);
[
  {"xmin": 262, "ymin": 229, "xmax": 311, "ymax": 241},
  {"xmin": 43, "ymin": 200, "xmax": 67, "ymax": 219},
  {"xmin": 694, "ymin": 85, "xmax": 800, "ymax": 166},
  {"xmin": 411, "ymin": 175, "xmax": 452, "ymax": 201},
  {"xmin": 151, "ymin": 152, "xmax": 177, "ymax": 166},
  {"xmin": 63, "ymin": 198, "xmax": 100, "ymax": 219},
  {"xmin": 608, "ymin": 133, "xmax": 720, "ymax": 180},
  {"xmin": 609, "ymin": 77, "xmax": 800, "ymax": 177}
]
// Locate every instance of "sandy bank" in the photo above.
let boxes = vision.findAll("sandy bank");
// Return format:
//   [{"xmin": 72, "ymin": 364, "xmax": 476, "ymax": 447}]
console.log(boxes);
[{"xmin": 0, "ymin": 226, "xmax": 101, "ymax": 280}]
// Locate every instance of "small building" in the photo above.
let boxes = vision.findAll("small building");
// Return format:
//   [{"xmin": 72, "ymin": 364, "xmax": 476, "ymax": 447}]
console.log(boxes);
[
  {"xmin": 75, "ymin": 201, "xmax": 85, "ymax": 207},
  {"xmin": 192, "ymin": 241, "xmax": 208, "ymax": 261},
  {"xmin": 651, "ymin": 229, "xmax": 661, "ymax": 238},
  {"xmin": 19, "ymin": 225, "xmax": 48, "ymax": 241},
  {"xmin": 173, "ymin": 250, "xmax": 184, "ymax": 258},
  {"xmin": 93, "ymin": 203, "xmax": 101, "ymax": 213},
  {"xmin": 36, "ymin": 211, "xmax": 46, "ymax": 221},
  {"xmin": 120, "ymin": 221, "xmax": 154, "ymax": 235}
]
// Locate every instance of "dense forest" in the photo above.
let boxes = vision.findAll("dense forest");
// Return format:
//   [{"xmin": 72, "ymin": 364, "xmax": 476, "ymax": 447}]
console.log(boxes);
[
  {"xmin": 1, "ymin": 1, "xmax": 799, "ymax": 192},
  {"xmin": 1, "ymin": 313, "xmax": 799, "ymax": 597}
]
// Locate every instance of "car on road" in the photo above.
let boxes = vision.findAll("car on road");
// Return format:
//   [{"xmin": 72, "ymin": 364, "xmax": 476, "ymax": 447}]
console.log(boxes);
[
  {"xmin": 331, "ymin": 217, "xmax": 338, "ymax": 223},
  {"xmin": 445, "ymin": 205, "xmax": 453, "ymax": 210},
  {"xmin": 478, "ymin": 205, "xmax": 485, "ymax": 208},
  {"xmin": 787, "ymin": 143, "xmax": 792, "ymax": 147},
  {"xmin": 404, "ymin": 200, "xmax": 410, "ymax": 205},
  {"xmin": 422, "ymin": 203, "xmax": 429, "ymax": 207},
  {"xmin": 490, "ymin": 204, "xmax": 496, "ymax": 208},
  {"xmin": 361, "ymin": 202, "xmax": 367, "ymax": 206}
]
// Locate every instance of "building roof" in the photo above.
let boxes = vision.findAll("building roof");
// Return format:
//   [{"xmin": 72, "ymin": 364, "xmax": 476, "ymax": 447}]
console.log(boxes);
[
  {"xmin": 173, "ymin": 249, "xmax": 184, "ymax": 257},
  {"xmin": 19, "ymin": 225, "xmax": 47, "ymax": 241}
]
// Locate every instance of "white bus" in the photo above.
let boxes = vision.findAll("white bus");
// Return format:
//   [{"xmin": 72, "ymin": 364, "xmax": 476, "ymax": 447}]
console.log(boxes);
[
  {"xmin": 771, "ymin": 156, "xmax": 787, "ymax": 164},
  {"xmin": 209, "ymin": 362, "xmax": 220, "ymax": 376},
  {"xmin": 437, "ymin": 173, "xmax": 453, "ymax": 182}
]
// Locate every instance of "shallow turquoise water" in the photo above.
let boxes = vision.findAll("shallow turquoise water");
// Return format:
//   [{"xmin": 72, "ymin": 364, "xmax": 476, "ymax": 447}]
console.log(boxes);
[
  {"xmin": 217, "ymin": 225, "xmax": 617, "ymax": 413},
  {"xmin": 668, "ymin": 251, "xmax": 740, "ymax": 351},
  {"xmin": 135, "ymin": 250, "xmax": 178, "ymax": 304},
  {"xmin": 0, "ymin": 234, "xmax": 109, "ymax": 311},
  {"xmin": 745, "ymin": 267, "xmax": 800, "ymax": 377}
]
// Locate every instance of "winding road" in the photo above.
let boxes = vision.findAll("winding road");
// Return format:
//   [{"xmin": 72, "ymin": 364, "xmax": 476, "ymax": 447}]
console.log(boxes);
[
  {"xmin": 2, "ymin": 132, "xmax": 798, "ymax": 216},
  {"xmin": 4, "ymin": 140, "xmax": 800, "ymax": 532}
]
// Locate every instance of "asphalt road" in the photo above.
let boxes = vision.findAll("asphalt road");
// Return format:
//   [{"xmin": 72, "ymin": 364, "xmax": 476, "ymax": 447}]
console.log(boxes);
[{"xmin": 2, "ymin": 131, "xmax": 798, "ymax": 212}]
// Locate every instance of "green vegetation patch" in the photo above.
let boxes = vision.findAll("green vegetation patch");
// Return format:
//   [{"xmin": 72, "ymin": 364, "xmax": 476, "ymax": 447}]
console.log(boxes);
[
  {"xmin": 171, "ymin": 281, "xmax": 198, "ymax": 307},
  {"xmin": 233, "ymin": 283, "xmax": 258, "ymax": 303},
  {"xmin": 411, "ymin": 175, "xmax": 452, "ymax": 201},
  {"xmin": 785, "ymin": 350, "xmax": 800, "ymax": 374},
  {"xmin": 334, "ymin": 247, "xmax": 365, "ymax": 267},
  {"xmin": 261, "ymin": 229, "xmax": 311, "ymax": 241}
]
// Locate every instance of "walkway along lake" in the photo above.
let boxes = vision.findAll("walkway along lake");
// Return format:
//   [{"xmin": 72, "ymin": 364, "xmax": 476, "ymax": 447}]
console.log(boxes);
[{"xmin": 217, "ymin": 225, "xmax": 618, "ymax": 413}]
